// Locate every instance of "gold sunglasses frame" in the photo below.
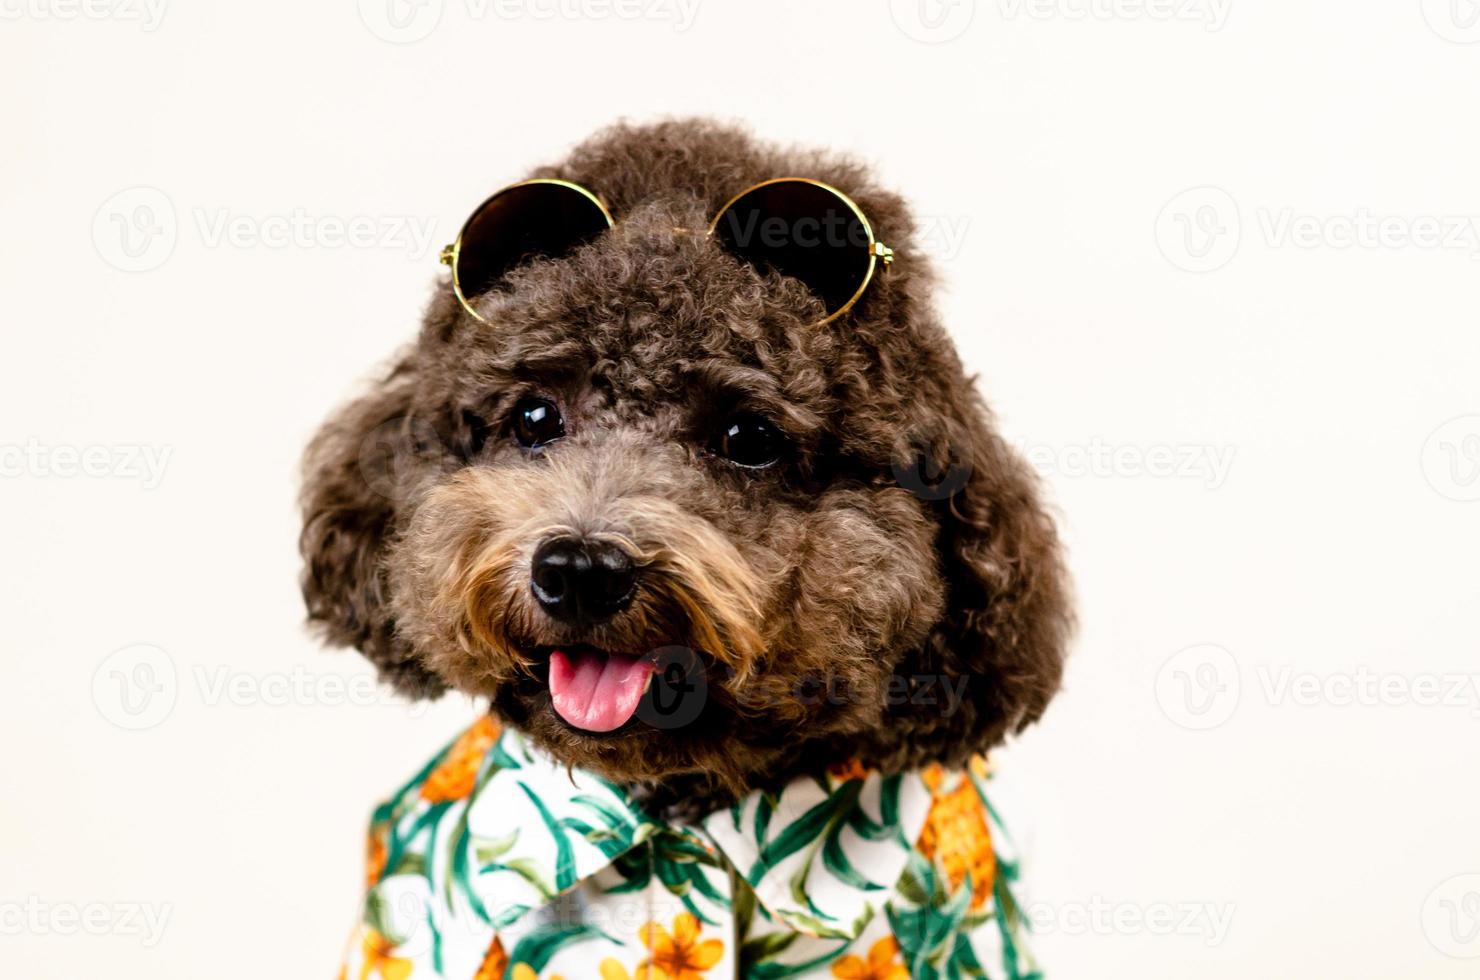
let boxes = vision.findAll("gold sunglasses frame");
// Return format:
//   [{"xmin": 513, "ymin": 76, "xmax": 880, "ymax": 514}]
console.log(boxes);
[
  {"xmin": 438, "ymin": 178, "xmax": 616, "ymax": 324},
  {"xmin": 439, "ymin": 176, "xmax": 894, "ymax": 327}
]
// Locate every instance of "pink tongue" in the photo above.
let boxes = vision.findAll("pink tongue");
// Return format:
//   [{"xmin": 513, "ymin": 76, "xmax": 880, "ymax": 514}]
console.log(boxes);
[{"xmin": 548, "ymin": 649, "xmax": 655, "ymax": 732}]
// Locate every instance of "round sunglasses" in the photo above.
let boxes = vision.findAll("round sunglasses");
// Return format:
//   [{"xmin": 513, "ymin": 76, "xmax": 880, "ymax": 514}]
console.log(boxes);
[{"xmin": 438, "ymin": 177, "xmax": 895, "ymax": 328}]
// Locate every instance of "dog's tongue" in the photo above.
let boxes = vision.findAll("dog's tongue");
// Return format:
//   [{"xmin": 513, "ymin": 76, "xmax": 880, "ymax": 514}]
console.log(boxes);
[{"xmin": 548, "ymin": 648, "xmax": 655, "ymax": 732}]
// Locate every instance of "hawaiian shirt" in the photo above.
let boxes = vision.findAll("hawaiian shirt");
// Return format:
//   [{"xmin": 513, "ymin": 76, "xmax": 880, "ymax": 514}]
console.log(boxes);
[{"xmin": 340, "ymin": 716, "xmax": 1041, "ymax": 980}]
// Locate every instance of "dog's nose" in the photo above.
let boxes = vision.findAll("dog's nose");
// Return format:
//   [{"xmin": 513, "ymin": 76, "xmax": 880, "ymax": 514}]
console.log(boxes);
[{"xmin": 530, "ymin": 538, "xmax": 638, "ymax": 625}]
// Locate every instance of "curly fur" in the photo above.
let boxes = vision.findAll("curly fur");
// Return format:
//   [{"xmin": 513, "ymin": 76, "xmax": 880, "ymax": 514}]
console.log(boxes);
[{"xmin": 300, "ymin": 118, "xmax": 1073, "ymax": 815}]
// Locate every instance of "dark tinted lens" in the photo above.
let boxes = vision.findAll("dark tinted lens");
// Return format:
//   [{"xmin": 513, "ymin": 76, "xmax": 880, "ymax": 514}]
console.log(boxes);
[
  {"xmin": 712, "ymin": 181, "xmax": 874, "ymax": 316},
  {"xmin": 455, "ymin": 182, "xmax": 611, "ymax": 303}
]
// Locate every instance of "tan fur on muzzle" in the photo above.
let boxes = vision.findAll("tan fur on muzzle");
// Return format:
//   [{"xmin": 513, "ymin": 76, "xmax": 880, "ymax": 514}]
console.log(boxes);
[{"xmin": 391, "ymin": 443, "xmax": 766, "ymax": 697}]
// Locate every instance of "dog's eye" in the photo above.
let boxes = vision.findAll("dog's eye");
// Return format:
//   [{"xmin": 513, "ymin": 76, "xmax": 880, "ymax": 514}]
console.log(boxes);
[
  {"xmin": 511, "ymin": 397, "xmax": 565, "ymax": 448},
  {"xmin": 715, "ymin": 414, "xmax": 784, "ymax": 468}
]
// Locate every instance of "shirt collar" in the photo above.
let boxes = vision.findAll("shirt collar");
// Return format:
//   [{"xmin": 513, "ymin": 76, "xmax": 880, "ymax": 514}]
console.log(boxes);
[
  {"xmin": 702, "ymin": 764, "xmax": 933, "ymax": 939},
  {"xmin": 438, "ymin": 723, "xmax": 933, "ymax": 940}
]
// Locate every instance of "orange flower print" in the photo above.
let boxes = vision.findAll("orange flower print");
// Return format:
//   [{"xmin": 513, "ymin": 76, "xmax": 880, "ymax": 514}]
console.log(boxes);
[
  {"xmin": 636, "ymin": 911, "xmax": 724, "ymax": 979},
  {"xmin": 916, "ymin": 768, "xmax": 996, "ymax": 911},
  {"xmin": 597, "ymin": 958, "xmax": 673, "ymax": 980},
  {"xmin": 828, "ymin": 758, "xmax": 870, "ymax": 782},
  {"xmin": 421, "ymin": 715, "xmax": 500, "ymax": 802},
  {"xmin": 831, "ymin": 935, "xmax": 910, "ymax": 980},
  {"xmin": 359, "ymin": 927, "xmax": 414, "ymax": 980},
  {"xmin": 472, "ymin": 935, "xmax": 508, "ymax": 980},
  {"xmin": 366, "ymin": 825, "xmax": 389, "ymax": 889},
  {"xmin": 597, "ymin": 960, "xmax": 636, "ymax": 980}
]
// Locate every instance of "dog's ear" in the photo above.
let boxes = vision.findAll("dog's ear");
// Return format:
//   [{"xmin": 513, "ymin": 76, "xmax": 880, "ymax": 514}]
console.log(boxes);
[
  {"xmin": 888, "ymin": 388, "xmax": 1072, "ymax": 764},
  {"xmin": 299, "ymin": 355, "xmax": 447, "ymax": 699}
]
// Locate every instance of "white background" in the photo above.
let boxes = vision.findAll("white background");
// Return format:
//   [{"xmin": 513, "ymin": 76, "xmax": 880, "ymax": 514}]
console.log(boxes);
[{"xmin": 3, "ymin": 1, "xmax": 1479, "ymax": 976}]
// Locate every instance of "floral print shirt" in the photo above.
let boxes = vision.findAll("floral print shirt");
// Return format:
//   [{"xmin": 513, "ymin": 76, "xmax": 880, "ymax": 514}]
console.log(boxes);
[{"xmin": 340, "ymin": 717, "xmax": 1041, "ymax": 980}]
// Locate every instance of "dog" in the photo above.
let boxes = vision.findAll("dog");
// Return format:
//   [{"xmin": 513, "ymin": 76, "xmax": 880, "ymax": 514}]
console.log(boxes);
[{"xmin": 302, "ymin": 118, "xmax": 1071, "ymax": 980}]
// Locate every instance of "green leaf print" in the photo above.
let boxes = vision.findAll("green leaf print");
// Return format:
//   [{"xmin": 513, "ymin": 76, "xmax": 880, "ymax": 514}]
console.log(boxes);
[
  {"xmin": 483, "ymin": 856, "xmax": 554, "ymax": 899},
  {"xmin": 845, "ymin": 775, "xmax": 900, "ymax": 843},
  {"xmin": 376, "ymin": 798, "xmax": 454, "ymax": 918},
  {"xmin": 744, "ymin": 937, "xmax": 853, "ymax": 979},
  {"xmin": 474, "ymin": 829, "xmax": 520, "ymax": 865},
  {"xmin": 821, "ymin": 819, "xmax": 884, "ymax": 892},
  {"xmin": 894, "ymin": 858, "xmax": 934, "ymax": 906},
  {"xmin": 517, "ymin": 781, "xmax": 577, "ymax": 892},
  {"xmin": 739, "ymin": 927, "xmax": 797, "ymax": 964},
  {"xmin": 570, "ymin": 792, "xmax": 641, "ymax": 836},
  {"xmin": 753, "ymin": 791, "xmax": 776, "ymax": 844},
  {"xmin": 748, "ymin": 781, "xmax": 863, "ymax": 888},
  {"xmin": 505, "ymin": 923, "xmax": 607, "ymax": 975}
]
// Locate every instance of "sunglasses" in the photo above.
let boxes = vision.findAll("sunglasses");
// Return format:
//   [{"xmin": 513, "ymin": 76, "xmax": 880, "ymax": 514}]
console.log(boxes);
[{"xmin": 439, "ymin": 177, "xmax": 895, "ymax": 328}]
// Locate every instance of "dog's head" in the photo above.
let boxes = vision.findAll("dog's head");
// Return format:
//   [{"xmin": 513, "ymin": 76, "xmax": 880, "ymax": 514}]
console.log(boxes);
[{"xmin": 301, "ymin": 120, "xmax": 1071, "ymax": 803}]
